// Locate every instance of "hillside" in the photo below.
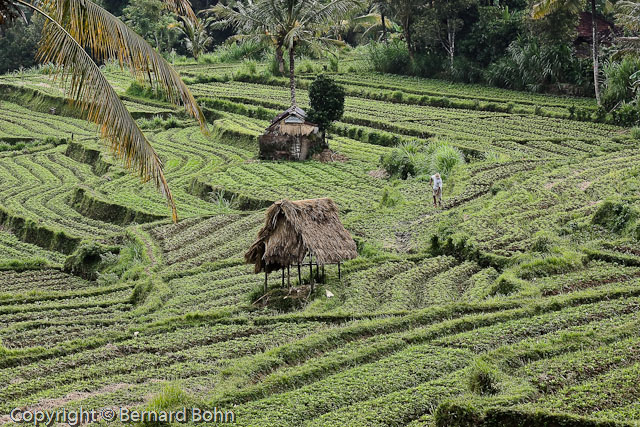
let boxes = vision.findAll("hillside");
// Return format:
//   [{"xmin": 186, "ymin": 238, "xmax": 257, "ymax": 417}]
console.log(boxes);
[{"xmin": 1, "ymin": 62, "xmax": 640, "ymax": 426}]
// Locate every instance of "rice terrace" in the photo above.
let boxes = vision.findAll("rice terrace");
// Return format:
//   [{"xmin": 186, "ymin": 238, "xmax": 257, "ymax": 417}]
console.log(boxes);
[{"xmin": 3, "ymin": 0, "xmax": 640, "ymax": 426}]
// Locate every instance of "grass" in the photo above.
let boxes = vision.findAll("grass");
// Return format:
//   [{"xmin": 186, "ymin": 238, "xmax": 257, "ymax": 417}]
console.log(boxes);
[{"xmin": 0, "ymin": 58, "xmax": 639, "ymax": 427}]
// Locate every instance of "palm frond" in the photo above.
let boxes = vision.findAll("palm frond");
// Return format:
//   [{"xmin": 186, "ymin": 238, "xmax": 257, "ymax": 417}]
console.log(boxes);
[
  {"xmin": 616, "ymin": 0, "xmax": 640, "ymax": 32},
  {"xmin": 18, "ymin": 0, "xmax": 178, "ymax": 221},
  {"xmin": 42, "ymin": 0, "xmax": 207, "ymax": 132},
  {"xmin": 164, "ymin": 0, "xmax": 196, "ymax": 20},
  {"xmin": 0, "ymin": 0, "xmax": 26, "ymax": 26},
  {"xmin": 532, "ymin": 0, "xmax": 582, "ymax": 19}
]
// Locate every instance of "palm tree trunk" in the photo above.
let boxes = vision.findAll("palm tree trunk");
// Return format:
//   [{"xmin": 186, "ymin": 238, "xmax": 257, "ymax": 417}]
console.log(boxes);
[
  {"xmin": 289, "ymin": 46, "xmax": 296, "ymax": 106},
  {"xmin": 591, "ymin": 0, "xmax": 601, "ymax": 105},
  {"xmin": 381, "ymin": 13, "xmax": 387, "ymax": 43},
  {"xmin": 276, "ymin": 45, "xmax": 285, "ymax": 75}
]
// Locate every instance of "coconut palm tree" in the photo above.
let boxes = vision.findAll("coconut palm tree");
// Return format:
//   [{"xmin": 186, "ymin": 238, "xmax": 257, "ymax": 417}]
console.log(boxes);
[
  {"xmin": 532, "ymin": 0, "xmax": 602, "ymax": 104},
  {"xmin": 171, "ymin": 14, "xmax": 212, "ymax": 60},
  {"xmin": 0, "ymin": 0, "xmax": 207, "ymax": 222},
  {"xmin": 208, "ymin": 0, "xmax": 361, "ymax": 107},
  {"xmin": 369, "ymin": 0, "xmax": 392, "ymax": 43}
]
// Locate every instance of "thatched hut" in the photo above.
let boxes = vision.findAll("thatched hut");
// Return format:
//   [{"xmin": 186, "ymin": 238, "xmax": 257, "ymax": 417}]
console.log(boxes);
[
  {"xmin": 245, "ymin": 198, "xmax": 357, "ymax": 291},
  {"xmin": 258, "ymin": 106, "xmax": 327, "ymax": 161}
]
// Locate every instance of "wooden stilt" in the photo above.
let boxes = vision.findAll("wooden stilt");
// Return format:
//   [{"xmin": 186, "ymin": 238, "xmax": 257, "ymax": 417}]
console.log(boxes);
[
  {"xmin": 264, "ymin": 270, "xmax": 268, "ymax": 294},
  {"xmin": 287, "ymin": 265, "xmax": 291, "ymax": 288},
  {"xmin": 282, "ymin": 267, "xmax": 285, "ymax": 287},
  {"xmin": 298, "ymin": 263, "xmax": 302, "ymax": 285},
  {"xmin": 309, "ymin": 254, "xmax": 314, "ymax": 292},
  {"xmin": 338, "ymin": 262, "xmax": 341, "ymax": 280}
]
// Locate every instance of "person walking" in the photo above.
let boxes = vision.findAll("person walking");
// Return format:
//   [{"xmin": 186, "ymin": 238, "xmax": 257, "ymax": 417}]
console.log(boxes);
[{"xmin": 430, "ymin": 172, "xmax": 443, "ymax": 208}]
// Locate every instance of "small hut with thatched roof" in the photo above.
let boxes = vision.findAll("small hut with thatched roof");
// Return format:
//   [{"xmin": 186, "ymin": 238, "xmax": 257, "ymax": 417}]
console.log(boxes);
[
  {"xmin": 258, "ymin": 106, "xmax": 327, "ymax": 161},
  {"xmin": 245, "ymin": 198, "xmax": 357, "ymax": 292}
]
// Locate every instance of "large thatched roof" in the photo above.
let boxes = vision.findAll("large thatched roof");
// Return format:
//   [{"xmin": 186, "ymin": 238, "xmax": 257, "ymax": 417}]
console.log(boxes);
[{"xmin": 245, "ymin": 198, "xmax": 357, "ymax": 273}]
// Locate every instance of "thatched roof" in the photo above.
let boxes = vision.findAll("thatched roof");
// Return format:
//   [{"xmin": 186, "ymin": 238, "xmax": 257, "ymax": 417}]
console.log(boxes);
[
  {"xmin": 270, "ymin": 105, "xmax": 308, "ymax": 125},
  {"xmin": 245, "ymin": 198, "xmax": 357, "ymax": 273}
]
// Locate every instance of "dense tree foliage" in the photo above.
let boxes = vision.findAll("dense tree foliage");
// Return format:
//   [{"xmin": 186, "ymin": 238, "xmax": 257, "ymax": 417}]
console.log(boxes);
[{"xmin": 307, "ymin": 74, "xmax": 346, "ymax": 131}]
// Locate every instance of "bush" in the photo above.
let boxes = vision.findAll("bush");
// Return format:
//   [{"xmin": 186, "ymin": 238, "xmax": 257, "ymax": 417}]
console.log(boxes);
[
  {"xmin": 610, "ymin": 103, "xmax": 640, "ymax": 127},
  {"xmin": 432, "ymin": 143, "xmax": 465, "ymax": 179},
  {"xmin": 631, "ymin": 127, "xmax": 640, "ymax": 139},
  {"xmin": 367, "ymin": 40, "xmax": 411, "ymax": 75},
  {"xmin": 237, "ymin": 59, "xmax": 258, "ymax": 76},
  {"xmin": 380, "ymin": 184, "xmax": 404, "ymax": 208},
  {"xmin": 530, "ymin": 231, "xmax": 557, "ymax": 253},
  {"xmin": 63, "ymin": 241, "xmax": 112, "ymax": 280},
  {"xmin": 592, "ymin": 199, "xmax": 639, "ymax": 233},
  {"xmin": 602, "ymin": 56, "xmax": 640, "ymax": 111},
  {"xmin": 379, "ymin": 141, "xmax": 424, "ymax": 179},
  {"xmin": 485, "ymin": 38, "xmax": 590, "ymax": 94},
  {"xmin": 490, "ymin": 271, "xmax": 525, "ymax": 296},
  {"xmin": 380, "ymin": 140, "xmax": 464, "ymax": 180},
  {"xmin": 125, "ymin": 81, "xmax": 169, "ymax": 102},
  {"xmin": 199, "ymin": 40, "xmax": 266, "ymax": 64},
  {"xmin": 468, "ymin": 360, "xmax": 500, "ymax": 395}
]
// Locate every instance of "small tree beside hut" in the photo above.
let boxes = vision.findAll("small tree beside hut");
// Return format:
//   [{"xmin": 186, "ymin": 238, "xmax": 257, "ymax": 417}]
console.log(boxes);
[
  {"xmin": 245, "ymin": 198, "xmax": 357, "ymax": 299},
  {"xmin": 307, "ymin": 74, "xmax": 346, "ymax": 142}
]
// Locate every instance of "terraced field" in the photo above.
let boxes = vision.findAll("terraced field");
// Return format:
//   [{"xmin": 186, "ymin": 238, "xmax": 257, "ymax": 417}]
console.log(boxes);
[{"xmin": 1, "ymin": 64, "xmax": 640, "ymax": 427}]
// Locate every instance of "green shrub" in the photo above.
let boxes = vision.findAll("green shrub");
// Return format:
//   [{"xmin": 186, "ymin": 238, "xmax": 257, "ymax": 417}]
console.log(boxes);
[
  {"xmin": 379, "ymin": 141, "xmax": 424, "ymax": 179},
  {"xmin": 530, "ymin": 231, "xmax": 557, "ymax": 253},
  {"xmin": 592, "ymin": 199, "xmax": 639, "ymax": 233},
  {"xmin": 367, "ymin": 40, "xmax": 411, "ymax": 75},
  {"xmin": 328, "ymin": 55, "xmax": 339, "ymax": 72},
  {"xmin": 142, "ymin": 384, "xmax": 193, "ymax": 426},
  {"xmin": 602, "ymin": 56, "xmax": 640, "ymax": 111},
  {"xmin": 63, "ymin": 241, "xmax": 111, "ymax": 280},
  {"xmin": 631, "ymin": 127, "xmax": 640, "ymax": 139},
  {"xmin": 490, "ymin": 271, "xmax": 525, "ymax": 296},
  {"xmin": 468, "ymin": 360, "xmax": 500, "ymax": 395},
  {"xmin": 432, "ymin": 143, "xmax": 465, "ymax": 179},
  {"xmin": 200, "ymin": 40, "xmax": 266, "ymax": 64},
  {"xmin": 379, "ymin": 184, "xmax": 404, "ymax": 208},
  {"xmin": 238, "ymin": 59, "xmax": 258, "ymax": 76},
  {"xmin": 125, "ymin": 81, "xmax": 168, "ymax": 102}
]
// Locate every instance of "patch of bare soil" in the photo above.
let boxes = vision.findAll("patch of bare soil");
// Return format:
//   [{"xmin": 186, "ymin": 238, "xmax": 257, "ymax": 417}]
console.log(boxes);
[
  {"xmin": 579, "ymin": 181, "xmax": 592, "ymax": 191},
  {"xmin": 368, "ymin": 169, "xmax": 390, "ymax": 179},
  {"xmin": 253, "ymin": 284, "xmax": 314, "ymax": 310},
  {"xmin": 312, "ymin": 149, "xmax": 348, "ymax": 163}
]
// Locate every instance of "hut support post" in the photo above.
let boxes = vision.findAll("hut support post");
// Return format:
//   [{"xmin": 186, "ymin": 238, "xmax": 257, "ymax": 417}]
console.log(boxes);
[
  {"xmin": 264, "ymin": 271, "xmax": 268, "ymax": 294},
  {"xmin": 338, "ymin": 262, "xmax": 341, "ymax": 280},
  {"xmin": 287, "ymin": 265, "xmax": 290, "ymax": 288},
  {"xmin": 298, "ymin": 264, "xmax": 302, "ymax": 285},
  {"xmin": 309, "ymin": 253, "xmax": 314, "ymax": 292},
  {"xmin": 322, "ymin": 265, "xmax": 325, "ymax": 283},
  {"xmin": 282, "ymin": 268, "xmax": 285, "ymax": 287}
]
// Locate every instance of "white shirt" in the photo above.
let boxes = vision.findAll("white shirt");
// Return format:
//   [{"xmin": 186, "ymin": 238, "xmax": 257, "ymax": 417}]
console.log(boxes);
[{"xmin": 431, "ymin": 175, "xmax": 442, "ymax": 190}]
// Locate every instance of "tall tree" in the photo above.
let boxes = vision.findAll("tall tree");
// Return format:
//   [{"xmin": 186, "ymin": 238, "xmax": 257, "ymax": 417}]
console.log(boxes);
[
  {"xmin": 0, "ymin": 0, "xmax": 206, "ymax": 221},
  {"xmin": 388, "ymin": 0, "xmax": 422, "ymax": 61},
  {"xmin": 209, "ymin": 0, "xmax": 361, "ymax": 106},
  {"xmin": 418, "ymin": 0, "xmax": 476, "ymax": 71},
  {"xmin": 532, "ymin": 0, "xmax": 601, "ymax": 104}
]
